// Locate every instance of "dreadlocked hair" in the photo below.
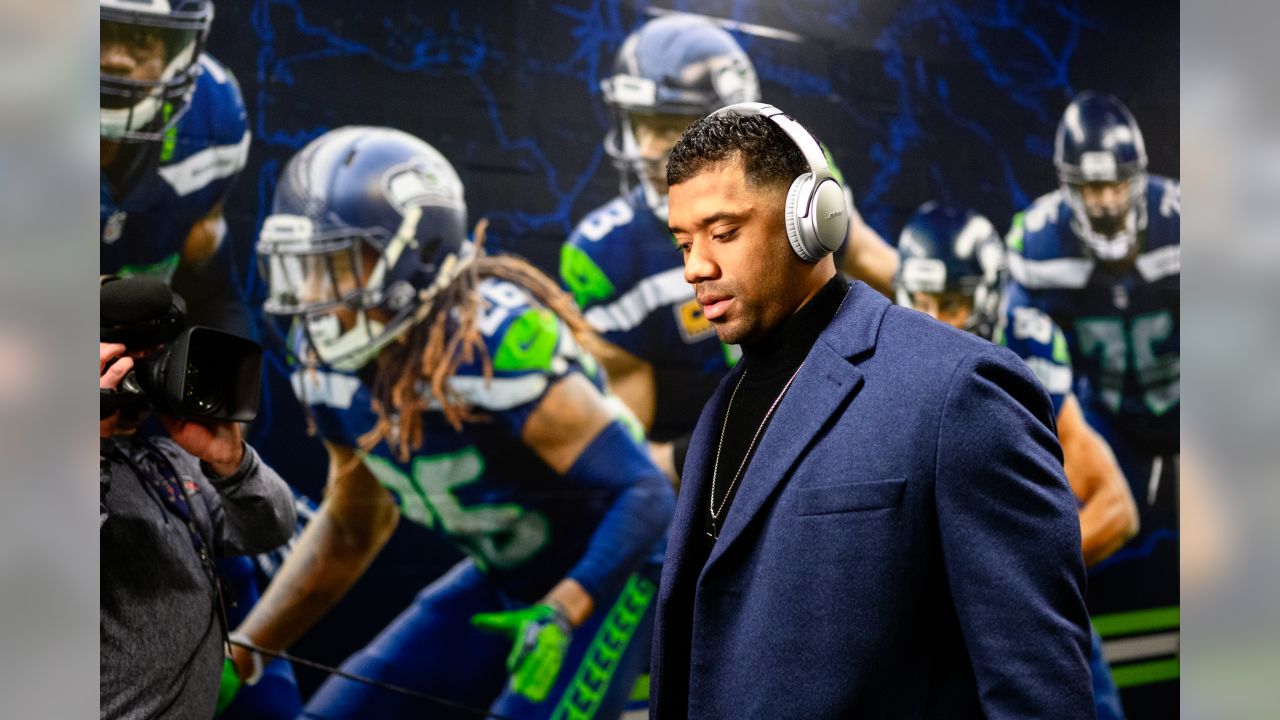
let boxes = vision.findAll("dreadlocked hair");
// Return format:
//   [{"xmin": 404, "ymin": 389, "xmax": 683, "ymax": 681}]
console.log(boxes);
[{"xmin": 359, "ymin": 219, "xmax": 598, "ymax": 462}]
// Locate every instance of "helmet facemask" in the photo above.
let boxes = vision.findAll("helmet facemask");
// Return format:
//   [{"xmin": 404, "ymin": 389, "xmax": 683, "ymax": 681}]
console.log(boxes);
[
  {"xmin": 898, "ymin": 256, "xmax": 1003, "ymax": 337},
  {"xmin": 100, "ymin": 1, "xmax": 212, "ymax": 143},
  {"xmin": 601, "ymin": 15, "xmax": 760, "ymax": 220},
  {"xmin": 1059, "ymin": 169, "xmax": 1149, "ymax": 263},
  {"xmin": 604, "ymin": 108, "xmax": 691, "ymax": 222},
  {"xmin": 965, "ymin": 248, "xmax": 1005, "ymax": 338},
  {"xmin": 1053, "ymin": 92, "xmax": 1150, "ymax": 263},
  {"xmin": 895, "ymin": 207, "xmax": 1005, "ymax": 338},
  {"xmin": 259, "ymin": 210, "xmax": 470, "ymax": 373}
]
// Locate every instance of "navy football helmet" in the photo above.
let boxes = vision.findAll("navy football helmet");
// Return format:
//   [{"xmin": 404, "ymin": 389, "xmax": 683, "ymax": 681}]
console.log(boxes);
[
  {"xmin": 1054, "ymin": 91, "xmax": 1149, "ymax": 261},
  {"xmin": 895, "ymin": 202, "xmax": 1004, "ymax": 338},
  {"xmin": 601, "ymin": 14, "xmax": 759, "ymax": 220},
  {"xmin": 100, "ymin": 0, "xmax": 213, "ymax": 142},
  {"xmin": 257, "ymin": 126, "xmax": 469, "ymax": 371}
]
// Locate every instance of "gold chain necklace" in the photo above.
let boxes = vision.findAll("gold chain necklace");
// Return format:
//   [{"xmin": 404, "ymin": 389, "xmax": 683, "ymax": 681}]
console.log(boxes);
[{"xmin": 707, "ymin": 360, "xmax": 806, "ymax": 540}]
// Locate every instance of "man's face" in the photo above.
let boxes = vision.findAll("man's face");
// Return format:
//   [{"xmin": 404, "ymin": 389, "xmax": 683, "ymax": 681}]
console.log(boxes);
[
  {"xmin": 911, "ymin": 291, "xmax": 974, "ymax": 330},
  {"xmin": 631, "ymin": 113, "xmax": 694, "ymax": 196},
  {"xmin": 668, "ymin": 156, "xmax": 806, "ymax": 346},
  {"xmin": 1078, "ymin": 179, "xmax": 1132, "ymax": 236},
  {"xmin": 100, "ymin": 21, "xmax": 168, "ymax": 84}
]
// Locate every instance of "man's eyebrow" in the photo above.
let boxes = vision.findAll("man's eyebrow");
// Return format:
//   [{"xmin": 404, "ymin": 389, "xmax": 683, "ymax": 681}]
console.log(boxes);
[{"xmin": 669, "ymin": 211, "xmax": 746, "ymax": 236}]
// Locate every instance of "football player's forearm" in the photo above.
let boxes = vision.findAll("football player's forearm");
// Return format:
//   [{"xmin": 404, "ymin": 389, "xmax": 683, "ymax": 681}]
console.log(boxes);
[
  {"xmin": 648, "ymin": 440, "xmax": 679, "ymax": 490},
  {"xmin": 839, "ymin": 222, "xmax": 898, "ymax": 299},
  {"xmin": 1058, "ymin": 397, "xmax": 1139, "ymax": 566},
  {"xmin": 1077, "ymin": 476, "xmax": 1140, "ymax": 566},
  {"xmin": 543, "ymin": 578, "xmax": 594, "ymax": 628},
  {"xmin": 236, "ymin": 500, "xmax": 395, "ymax": 651},
  {"xmin": 1065, "ymin": 434, "xmax": 1139, "ymax": 566},
  {"xmin": 566, "ymin": 427, "xmax": 674, "ymax": 603},
  {"xmin": 579, "ymin": 334, "xmax": 655, "ymax": 431},
  {"xmin": 598, "ymin": 349, "xmax": 657, "ymax": 430},
  {"xmin": 611, "ymin": 371, "xmax": 656, "ymax": 430}
]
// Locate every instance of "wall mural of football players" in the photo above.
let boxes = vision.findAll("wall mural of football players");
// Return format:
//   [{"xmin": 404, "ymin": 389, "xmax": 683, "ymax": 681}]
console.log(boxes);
[
  {"xmin": 234, "ymin": 126, "xmax": 673, "ymax": 720},
  {"xmin": 895, "ymin": 201, "xmax": 1141, "ymax": 720},
  {"xmin": 99, "ymin": 0, "xmax": 253, "ymax": 337},
  {"xmin": 1004, "ymin": 92, "xmax": 1181, "ymax": 717},
  {"xmin": 191, "ymin": 3, "xmax": 1179, "ymax": 715},
  {"xmin": 98, "ymin": 2, "xmax": 309, "ymax": 717},
  {"xmin": 560, "ymin": 13, "xmax": 898, "ymax": 487}
]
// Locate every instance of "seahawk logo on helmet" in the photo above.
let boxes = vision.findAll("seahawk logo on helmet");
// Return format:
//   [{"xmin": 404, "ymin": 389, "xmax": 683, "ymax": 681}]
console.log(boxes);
[
  {"xmin": 100, "ymin": 0, "xmax": 214, "ymax": 143},
  {"xmin": 600, "ymin": 14, "xmax": 760, "ymax": 221},
  {"xmin": 895, "ymin": 202, "xmax": 1005, "ymax": 339},
  {"xmin": 257, "ymin": 126, "xmax": 469, "ymax": 372},
  {"xmin": 1054, "ymin": 91, "xmax": 1149, "ymax": 262}
]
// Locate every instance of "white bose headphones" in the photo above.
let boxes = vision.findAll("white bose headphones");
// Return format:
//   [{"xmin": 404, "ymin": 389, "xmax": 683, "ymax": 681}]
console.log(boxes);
[{"xmin": 710, "ymin": 102, "xmax": 849, "ymax": 262}]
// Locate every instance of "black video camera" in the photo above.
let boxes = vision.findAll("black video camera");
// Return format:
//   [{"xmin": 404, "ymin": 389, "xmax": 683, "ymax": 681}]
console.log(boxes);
[{"xmin": 100, "ymin": 276, "xmax": 262, "ymax": 423}]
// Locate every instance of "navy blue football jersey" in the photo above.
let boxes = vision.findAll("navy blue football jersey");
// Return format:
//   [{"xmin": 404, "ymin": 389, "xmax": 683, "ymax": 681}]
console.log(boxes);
[
  {"xmin": 1005, "ymin": 176, "xmax": 1180, "ymax": 453},
  {"xmin": 561, "ymin": 187, "xmax": 738, "ymax": 441},
  {"xmin": 100, "ymin": 54, "xmax": 250, "ymax": 280},
  {"xmin": 293, "ymin": 278, "xmax": 647, "ymax": 601},
  {"xmin": 994, "ymin": 305, "xmax": 1074, "ymax": 418}
]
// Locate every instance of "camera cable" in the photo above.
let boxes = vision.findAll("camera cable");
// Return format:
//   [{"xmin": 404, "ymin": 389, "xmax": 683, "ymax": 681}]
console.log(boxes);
[{"xmin": 227, "ymin": 637, "xmax": 520, "ymax": 720}]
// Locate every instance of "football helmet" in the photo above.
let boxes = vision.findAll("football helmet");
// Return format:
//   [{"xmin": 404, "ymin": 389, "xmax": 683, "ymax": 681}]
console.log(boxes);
[
  {"xmin": 1054, "ymin": 91, "xmax": 1149, "ymax": 261},
  {"xmin": 895, "ymin": 202, "xmax": 1004, "ymax": 338},
  {"xmin": 601, "ymin": 14, "xmax": 759, "ymax": 220},
  {"xmin": 257, "ymin": 126, "xmax": 469, "ymax": 372},
  {"xmin": 100, "ymin": 0, "xmax": 213, "ymax": 142}
]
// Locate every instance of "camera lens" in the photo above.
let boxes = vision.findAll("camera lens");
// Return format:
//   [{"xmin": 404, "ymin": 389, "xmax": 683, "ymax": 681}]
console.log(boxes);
[{"xmin": 182, "ymin": 360, "xmax": 223, "ymax": 414}]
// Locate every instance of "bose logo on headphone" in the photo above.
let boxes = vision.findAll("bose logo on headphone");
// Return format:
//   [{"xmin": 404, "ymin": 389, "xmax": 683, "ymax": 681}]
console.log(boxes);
[{"xmin": 710, "ymin": 102, "xmax": 850, "ymax": 263}]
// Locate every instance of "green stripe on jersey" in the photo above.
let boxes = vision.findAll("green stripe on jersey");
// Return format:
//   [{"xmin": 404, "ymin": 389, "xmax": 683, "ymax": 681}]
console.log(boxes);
[
  {"xmin": 118, "ymin": 252, "xmax": 181, "ymax": 282},
  {"xmin": 1111, "ymin": 658, "xmax": 1179, "ymax": 688},
  {"xmin": 561, "ymin": 244, "xmax": 616, "ymax": 308},
  {"xmin": 822, "ymin": 143, "xmax": 846, "ymax": 186},
  {"xmin": 550, "ymin": 574, "xmax": 656, "ymax": 719},
  {"xmin": 1052, "ymin": 326, "xmax": 1070, "ymax": 364},
  {"xmin": 160, "ymin": 102, "xmax": 177, "ymax": 162},
  {"xmin": 1093, "ymin": 606, "xmax": 1180, "ymax": 637},
  {"xmin": 1006, "ymin": 212, "xmax": 1025, "ymax": 254},
  {"xmin": 628, "ymin": 675, "xmax": 650, "ymax": 703}
]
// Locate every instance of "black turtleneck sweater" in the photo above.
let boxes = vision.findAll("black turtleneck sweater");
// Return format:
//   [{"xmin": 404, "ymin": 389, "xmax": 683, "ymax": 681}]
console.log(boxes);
[{"xmin": 703, "ymin": 275, "xmax": 849, "ymax": 543}]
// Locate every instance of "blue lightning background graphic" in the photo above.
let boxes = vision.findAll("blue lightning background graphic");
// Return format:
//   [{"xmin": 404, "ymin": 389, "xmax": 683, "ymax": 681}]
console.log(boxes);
[{"xmin": 202, "ymin": 0, "xmax": 1178, "ymax": 712}]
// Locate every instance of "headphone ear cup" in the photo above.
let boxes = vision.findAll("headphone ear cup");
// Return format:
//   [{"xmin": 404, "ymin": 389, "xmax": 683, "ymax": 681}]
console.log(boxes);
[
  {"xmin": 784, "ymin": 173, "xmax": 818, "ymax": 262},
  {"xmin": 811, "ymin": 178, "xmax": 850, "ymax": 254}
]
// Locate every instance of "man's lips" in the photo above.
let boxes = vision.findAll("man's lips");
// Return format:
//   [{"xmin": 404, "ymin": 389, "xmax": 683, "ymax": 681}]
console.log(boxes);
[{"xmin": 698, "ymin": 294, "xmax": 734, "ymax": 321}]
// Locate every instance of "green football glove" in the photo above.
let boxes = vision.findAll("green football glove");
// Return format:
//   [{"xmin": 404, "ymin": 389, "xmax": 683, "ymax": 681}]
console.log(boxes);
[
  {"xmin": 215, "ymin": 657, "xmax": 242, "ymax": 716},
  {"xmin": 471, "ymin": 602, "xmax": 572, "ymax": 703}
]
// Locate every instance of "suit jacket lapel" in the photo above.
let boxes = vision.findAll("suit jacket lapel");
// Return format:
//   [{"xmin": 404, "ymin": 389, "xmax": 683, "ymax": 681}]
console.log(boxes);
[
  {"xmin": 704, "ymin": 343, "xmax": 863, "ymax": 570},
  {"xmin": 701, "ymin": 282, "xmax": 890, "ymax": 573}
]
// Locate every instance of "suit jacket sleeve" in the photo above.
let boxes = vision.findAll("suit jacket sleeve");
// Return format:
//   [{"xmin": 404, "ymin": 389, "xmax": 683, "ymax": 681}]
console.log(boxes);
[{"xmin": 935, "ymin": 345, "xmax": 1094, "ymax": 719}]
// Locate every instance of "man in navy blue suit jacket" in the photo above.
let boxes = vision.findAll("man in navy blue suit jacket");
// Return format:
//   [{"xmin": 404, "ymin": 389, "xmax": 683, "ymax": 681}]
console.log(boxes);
[{"xmin": 654, "ymin": 104, "xmax": 1094, "ymax": 718}]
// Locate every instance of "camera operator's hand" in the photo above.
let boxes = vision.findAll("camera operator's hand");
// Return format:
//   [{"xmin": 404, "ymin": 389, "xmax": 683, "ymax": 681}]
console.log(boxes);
[
  {"xmin": 159, "ymin": 414, "xmax": 245, "ymax": 478},
  {"xmin": 100, "ymin": 343, "xmax": 134, "ymax": 389},
  {"xmin": 100, "ymin": 343, "xmax": 134, "ymax": 438}
]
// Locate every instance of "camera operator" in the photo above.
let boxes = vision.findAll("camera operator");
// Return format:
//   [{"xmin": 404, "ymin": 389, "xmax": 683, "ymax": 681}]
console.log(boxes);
[{"xmin": 99, "ymin": 278, "xmax": 295, "ymax": 720}]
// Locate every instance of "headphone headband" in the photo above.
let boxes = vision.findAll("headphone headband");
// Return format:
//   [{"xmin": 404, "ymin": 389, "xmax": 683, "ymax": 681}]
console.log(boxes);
[
  {"xmin": 707, "ymin": 102, "xmax": 848, "ymax": 262},
  {"xmin": 710, "ymin": 102, "xmax": 832, "ymax": 181}
]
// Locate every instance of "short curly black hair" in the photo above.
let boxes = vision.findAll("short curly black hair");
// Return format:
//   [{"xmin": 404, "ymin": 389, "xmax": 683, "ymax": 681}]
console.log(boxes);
[{"xmin": 666, "ymin": 111, "xmax": 810, "ymax": 191}]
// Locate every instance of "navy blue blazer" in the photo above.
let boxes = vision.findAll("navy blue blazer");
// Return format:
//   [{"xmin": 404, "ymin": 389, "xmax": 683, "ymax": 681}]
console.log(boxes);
[{"xmin": 651, "ymin": 282, "xmax": 1093, "ymax": 719}]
